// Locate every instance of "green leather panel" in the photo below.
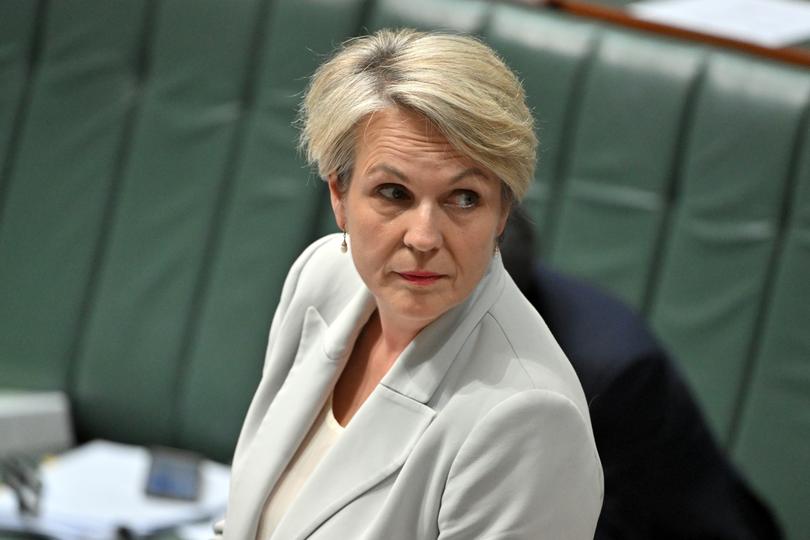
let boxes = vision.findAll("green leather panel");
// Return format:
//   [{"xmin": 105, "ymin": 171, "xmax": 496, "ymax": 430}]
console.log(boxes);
[
  {"xmin": 732, "ymin": 112, "xmax": 810, "ymax": 540},
  {"xmin": 173, "ymin": 0, "xmax": 368, "ymax": 462},
  {"xmin": 484, "ymin": 6, "xmax": 598, "ymax": 256},
  {"xmin": 548, "ymin": 31, "xmax": 704, "ymax": 309},
  {"xmin": 71, "ymin": 0, "xmax": 262, "ymax": 447},
  {"xmin": 649, "ymin": 54, "xmax": 810, "ymax": 442},
  {"xmin": 366, "ymin": 0, "xmax": 490, "ymax": 33},
  {"xmin": 0, "ymin": 0, "xmax": 36, "ymax": 183},
  {"xmin": 0, "ymin": 1, "xmax": 146, "ymax": 389}
]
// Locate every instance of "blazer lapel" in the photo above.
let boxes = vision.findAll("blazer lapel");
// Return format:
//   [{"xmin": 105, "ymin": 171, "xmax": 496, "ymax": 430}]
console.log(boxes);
[
  {"xmin": 382, "ymin": 253, "xmax": 506, "ymax": 403},
  {"xmin": 272, "ymin": 384, "xmax": 435, "ymax": 540},
  {"xmin": 226, "ymin": 289, "xmax": 376, "ymax": 539},
  {"xmin": 272, "ymin": 255, "xmax": 507, "ymax": 540}
]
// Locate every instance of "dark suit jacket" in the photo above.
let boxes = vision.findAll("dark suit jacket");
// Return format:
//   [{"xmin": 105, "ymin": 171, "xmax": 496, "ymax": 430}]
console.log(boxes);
[{"xmin": 521, "ymin": 263, "xmax": 781, "ymax": 540}]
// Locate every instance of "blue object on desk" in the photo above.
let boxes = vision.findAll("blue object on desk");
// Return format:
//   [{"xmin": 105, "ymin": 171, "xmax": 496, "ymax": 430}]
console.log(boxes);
[{"xmin": 145, "ymin": 448, "xmax": 201, "ymax": 502}]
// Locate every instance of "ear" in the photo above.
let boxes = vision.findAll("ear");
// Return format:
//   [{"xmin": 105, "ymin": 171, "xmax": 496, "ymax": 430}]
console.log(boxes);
[{"xmin": 327, "ymin": 173, "xmax": 347, "ymax": 231}]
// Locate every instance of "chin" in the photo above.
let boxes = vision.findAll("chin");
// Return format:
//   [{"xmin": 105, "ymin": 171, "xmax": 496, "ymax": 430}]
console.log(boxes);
[
  {"xmin": 381, "ymin": 296, "xmax": 442, "ymax": 324},
  {"xmin": 394, "ymin": 302, "xmax": 439, "ymax": 320},
  {"xmin": 396, "ymin": 295, "xmax": 461, "ymax": 324}
]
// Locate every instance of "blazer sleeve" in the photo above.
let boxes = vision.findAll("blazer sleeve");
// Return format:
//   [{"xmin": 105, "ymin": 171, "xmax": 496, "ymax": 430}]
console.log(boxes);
[{"xmin": 437, "ymin": 389, "xmax": 603, "ymax": 540}]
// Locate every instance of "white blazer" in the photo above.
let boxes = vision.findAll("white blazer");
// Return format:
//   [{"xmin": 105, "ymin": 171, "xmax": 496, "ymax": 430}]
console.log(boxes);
[{"xmin": 221, "ymin": 234, "xmax": 603, "ymax": 540}]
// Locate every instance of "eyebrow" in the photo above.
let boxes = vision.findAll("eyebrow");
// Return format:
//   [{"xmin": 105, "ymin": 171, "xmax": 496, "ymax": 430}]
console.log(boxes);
[
  {"xmin": 366, "ymin": 165, "xmax": 488, "ymax": 184},
  {"xmin": 367, "ymin": 164, "xmax": 406, "ymax": 181},
  {"xmin": 450, "ymin": 167, "xmax": 488, "ymax": 183}
]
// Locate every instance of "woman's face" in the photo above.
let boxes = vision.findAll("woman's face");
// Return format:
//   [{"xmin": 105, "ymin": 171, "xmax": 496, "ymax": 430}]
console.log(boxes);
[{"xmin": 329, "ymin": 107, "xmax": 509, "ymax": 331}]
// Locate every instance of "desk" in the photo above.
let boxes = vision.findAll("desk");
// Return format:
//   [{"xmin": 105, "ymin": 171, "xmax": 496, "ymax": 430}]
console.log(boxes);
[{"xmin": 541, "ymin": 0, "xmax": 810, "ymax": 65}]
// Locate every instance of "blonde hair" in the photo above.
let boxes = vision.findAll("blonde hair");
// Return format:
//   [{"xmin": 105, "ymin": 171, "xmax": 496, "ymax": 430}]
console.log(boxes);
[{"xmin": 299, "ymin": 28, "xmax": 537, "ymax": 201}]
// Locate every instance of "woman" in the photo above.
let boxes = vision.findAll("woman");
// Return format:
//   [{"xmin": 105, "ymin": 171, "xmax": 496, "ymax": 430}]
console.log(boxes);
[{"xmin": 219, "ymin": 29, "xmax": 602, "ymax": 539}]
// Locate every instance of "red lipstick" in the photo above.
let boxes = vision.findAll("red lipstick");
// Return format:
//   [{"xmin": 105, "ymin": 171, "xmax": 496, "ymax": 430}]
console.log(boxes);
[{"xmin": 397, "ymin": 271, "xmax": 443, "ymax": 285}]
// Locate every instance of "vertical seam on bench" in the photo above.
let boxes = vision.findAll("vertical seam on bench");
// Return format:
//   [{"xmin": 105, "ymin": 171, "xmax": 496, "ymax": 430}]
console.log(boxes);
[
  {"xmin": 473, "ymin": 1, "xmax": 495, "ymax": 40},
  {"xmin": 727, "ymin": 86, "xmax": 810, "ymax": 450},
  {"xmin": 541, "ymin": 28, "xmax": 602, "ymax": 260},
  {"xmin": 64, "ymin": 1, "xmax": 158, "ymax": 419},
  {"xmin": 350, "ymin": 0, "xmax": 380, "ymax": 40},
  {"xmin": 167, "ymin": 0, "xmax": 276, "ymax": 451},
  {"xmin": 639, "ymin": 52, "xmax": 708, "ymax": 318},
  {"xmin": 0, "ymin": 0, "xmax": 47, "ymax": 236}
]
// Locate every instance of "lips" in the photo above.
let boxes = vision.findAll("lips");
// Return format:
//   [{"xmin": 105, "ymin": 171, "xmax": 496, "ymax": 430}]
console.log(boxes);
[{"xmin": 397, "ymin": 271, "xmax": 444, "ymax": 285}]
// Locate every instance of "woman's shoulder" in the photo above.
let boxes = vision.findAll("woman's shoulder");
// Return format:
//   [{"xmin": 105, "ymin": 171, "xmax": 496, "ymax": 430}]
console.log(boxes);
[
  {"xmin": 442, "ymin": 274, "xmax": 592, "ymax": 422},
  {"xmin": 281, "ymin": 233, "xmax": 365, "ymax": 310},
  {"xmin": 288, "ymin": 233, "xmax": 352, "ymax": 282}
]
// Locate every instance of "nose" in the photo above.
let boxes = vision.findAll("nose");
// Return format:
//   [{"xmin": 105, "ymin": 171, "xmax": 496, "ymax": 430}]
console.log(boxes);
[{"xmin": 403, "ymin": 203, "xmax": 443, "ymax": 253}]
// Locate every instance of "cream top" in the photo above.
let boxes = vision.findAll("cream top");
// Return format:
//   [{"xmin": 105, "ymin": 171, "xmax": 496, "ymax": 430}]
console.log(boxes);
[{"xmin": 255, "ymin": 397, "xmax": 344, "ymax": 539}]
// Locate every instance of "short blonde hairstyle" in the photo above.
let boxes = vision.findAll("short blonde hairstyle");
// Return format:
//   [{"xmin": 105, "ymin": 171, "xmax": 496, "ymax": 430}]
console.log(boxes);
[{"xmin": 299, "ymin": 28, "xmax": 537, "ymax": 201}]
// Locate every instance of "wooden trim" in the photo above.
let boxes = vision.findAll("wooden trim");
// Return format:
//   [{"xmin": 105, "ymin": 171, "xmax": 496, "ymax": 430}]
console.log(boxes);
[{"xmin": 513, "ymin": 0, "xmax": 810, "ymax": 69}]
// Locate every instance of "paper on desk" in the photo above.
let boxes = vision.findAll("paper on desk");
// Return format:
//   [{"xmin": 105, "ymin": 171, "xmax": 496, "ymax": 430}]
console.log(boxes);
[
  {"xmin": 176, "ymin": 520, "xmax": 219, "ymax": 540},
  {"xmin": 630, "ymin": 0, "xmax": 810, "ymax": 47},
  {"xmin": 0, "ymin": 440, "xmax": 229, "ymax": 540}
]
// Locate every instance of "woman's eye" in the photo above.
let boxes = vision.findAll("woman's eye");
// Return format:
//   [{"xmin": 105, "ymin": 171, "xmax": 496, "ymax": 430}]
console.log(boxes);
[
  {"xmin": 377, "ymin": 184, "xmax": 410, "ymax": 202},
  {"xmin": 449, "ymin": 190, "xmax": 479, "ymax": 209}
]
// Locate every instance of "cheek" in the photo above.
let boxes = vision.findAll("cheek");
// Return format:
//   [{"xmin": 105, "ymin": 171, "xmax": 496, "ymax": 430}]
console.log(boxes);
[
  {"xmin": 454, "ymin": 223, "xmax": 497, "ymax": 275},
  {"xmin": 349, "ymin": 239, "xmax": 389, "ymax": 284},
  {"xmin": 344, "ymin": 195, "xmax": 383, "ymax": 235},
  {"xmin": 466, "ymin": 244, "xmax": 495, "ymax": 277},
  {"xmin": 461, "ymin": 217, "xmax": 498, "ymax": 247}
]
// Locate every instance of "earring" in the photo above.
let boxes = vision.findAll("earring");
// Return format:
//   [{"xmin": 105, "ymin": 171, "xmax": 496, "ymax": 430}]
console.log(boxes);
[{"xmin": 340, "ymin": 229, "xmax": 348, "ymax": 253}]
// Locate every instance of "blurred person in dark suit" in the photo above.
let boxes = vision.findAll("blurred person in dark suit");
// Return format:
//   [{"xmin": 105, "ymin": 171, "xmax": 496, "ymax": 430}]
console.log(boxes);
[{"xmin": 500, "ymin": 206, "xmax": 782, "ymax": 540}]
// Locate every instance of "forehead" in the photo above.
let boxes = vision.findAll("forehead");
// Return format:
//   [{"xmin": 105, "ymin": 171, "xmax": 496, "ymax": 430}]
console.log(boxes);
[{"xmin": 354, "ymin": 107, "xmax": 477, "ymax": 173}]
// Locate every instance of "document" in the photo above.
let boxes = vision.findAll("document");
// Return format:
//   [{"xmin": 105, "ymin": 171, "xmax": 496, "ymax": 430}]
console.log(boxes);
[
  {"xmin": 0, "ymin": 440, "xmax": 229, "ymax": 539},
  {"xmin": 630, "ymin": 0, "xmax": 810, "ymax": 47}
]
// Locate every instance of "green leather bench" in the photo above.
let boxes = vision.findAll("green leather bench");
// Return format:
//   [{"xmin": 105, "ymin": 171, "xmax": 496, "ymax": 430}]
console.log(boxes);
[{"xmin": 1, "ymin": 0, "xmax": 808, "ymax": 537}]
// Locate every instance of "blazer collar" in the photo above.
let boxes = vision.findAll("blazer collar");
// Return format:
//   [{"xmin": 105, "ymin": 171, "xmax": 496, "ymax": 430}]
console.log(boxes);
[
  {"xmin": 226, "ymin": 287, "xmax": 375, "ymax": 539},
  {"xmin": 272, "ymin": 384, "xmax": 435, "ymax": 539},
  {"xmin": 228, "ymin": 253, "xmax": 506, "ymax": 539},
  {"xmin": 273, "ymin": 254, "xmax": 506, "ymax": 539},
  {"xmin": 380, "ymin": 252, "xmax": 506, "ymax": 403}
]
